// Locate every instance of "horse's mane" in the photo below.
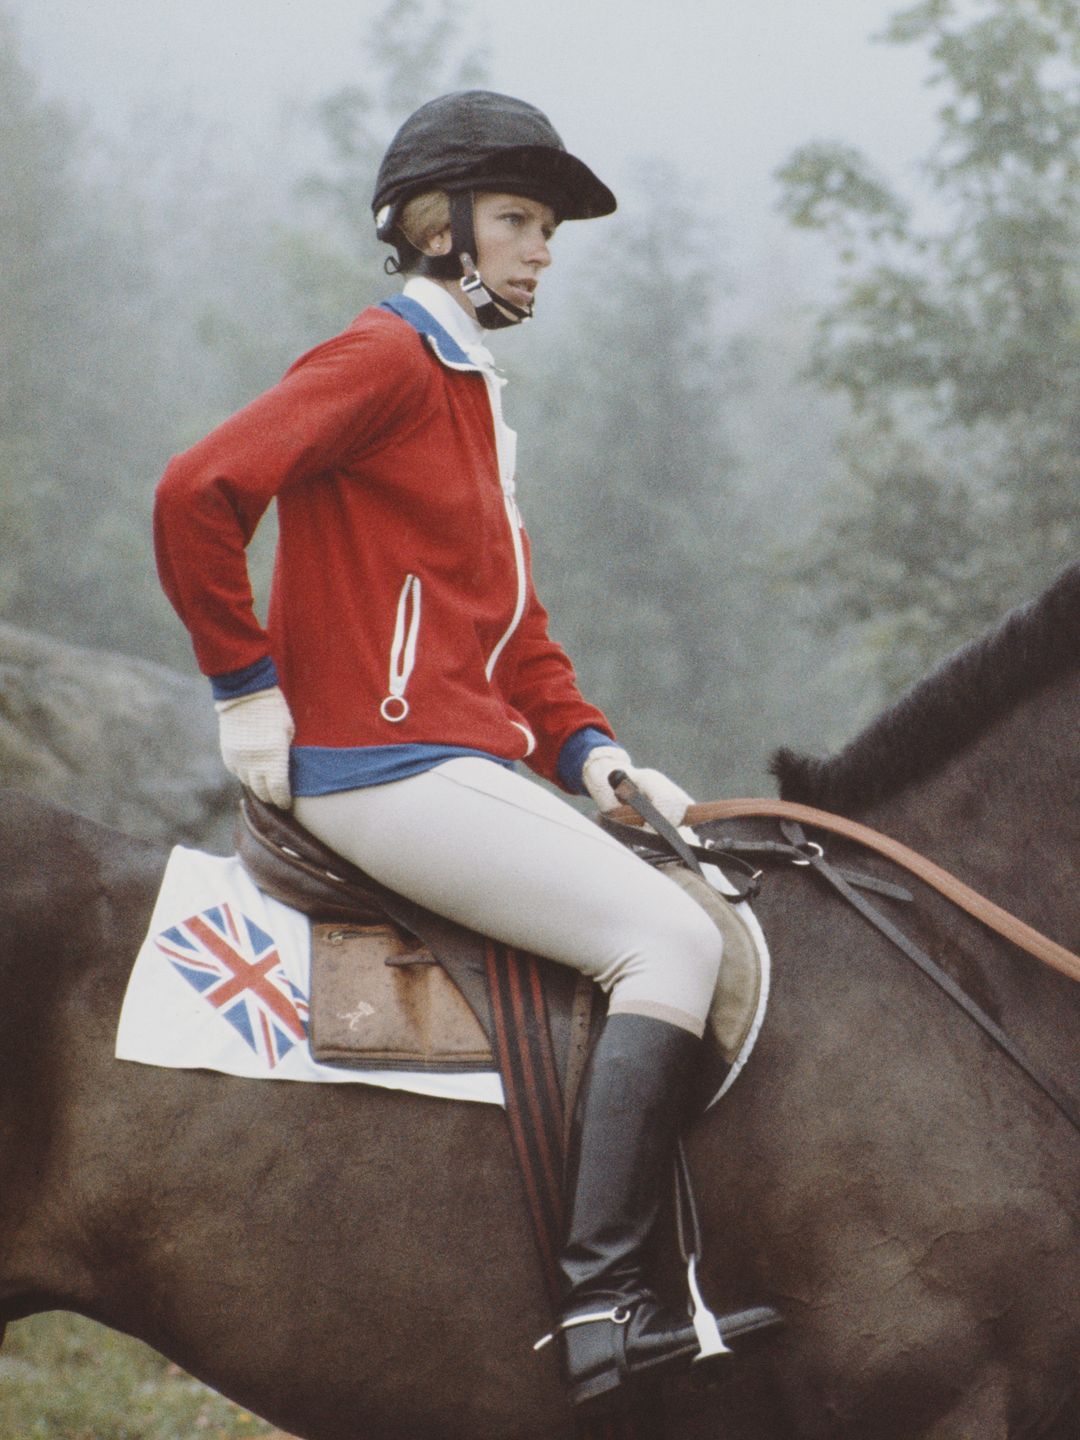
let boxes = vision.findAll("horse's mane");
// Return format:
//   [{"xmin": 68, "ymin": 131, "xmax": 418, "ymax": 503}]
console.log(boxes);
[{"xmin": 772, "ymin": 561, "xmax": 1080, "ymax": 812}]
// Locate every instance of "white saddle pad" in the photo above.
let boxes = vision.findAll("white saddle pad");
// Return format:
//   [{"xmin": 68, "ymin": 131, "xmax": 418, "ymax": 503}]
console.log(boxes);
[{"xmin": 116, "ymin": 846, "xmax": 504, "ymax": 1105}]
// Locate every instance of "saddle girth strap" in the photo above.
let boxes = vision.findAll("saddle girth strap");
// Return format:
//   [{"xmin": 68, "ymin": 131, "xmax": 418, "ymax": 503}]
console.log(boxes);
[{"xmin": 484, "ymin": 941, "xmax": 565, "ymax": 1302}]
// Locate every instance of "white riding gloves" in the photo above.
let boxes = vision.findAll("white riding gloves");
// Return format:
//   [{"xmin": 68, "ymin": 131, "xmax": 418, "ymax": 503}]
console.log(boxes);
[
  {"xmin": 581, "ymin": 745, "xmax": 693, "ymax": 827},
  {"xmin": 215, "ymin": 686, "xmax": 295, "ymax": 809}
]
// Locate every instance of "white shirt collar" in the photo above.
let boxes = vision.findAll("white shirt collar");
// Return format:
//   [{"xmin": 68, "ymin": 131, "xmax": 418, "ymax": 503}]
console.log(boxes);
[{"xmin": 402, "ymin": 275, "xmax": 497, "ymax": 372}]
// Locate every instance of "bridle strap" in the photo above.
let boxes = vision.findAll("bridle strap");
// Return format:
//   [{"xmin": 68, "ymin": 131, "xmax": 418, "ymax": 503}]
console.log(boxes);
[
  {"xmin": 776, "ymin": 817, "xmax": 1080, "ymax": 1137},
  {"xmin": 611, "ymin": 797, "xmax": 1080, "ymax": 986}
]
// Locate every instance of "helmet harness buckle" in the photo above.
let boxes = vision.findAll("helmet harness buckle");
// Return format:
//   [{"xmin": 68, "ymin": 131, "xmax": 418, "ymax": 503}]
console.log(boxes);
[{"xmin": 458, "ymin": 243, "xmax": 532, "ymax": 330}]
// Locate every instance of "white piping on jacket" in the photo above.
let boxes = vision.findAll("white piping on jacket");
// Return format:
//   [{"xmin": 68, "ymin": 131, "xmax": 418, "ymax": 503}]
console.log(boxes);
[
  {"xmin": 478, "ymin": 360, "xmax": 528, "ymax": 688},
  {"xmin": 381, "ymin": 573, "xmax": 422, "ymax": 722},
  {"xmin": 485, "ymin": 492, "xmax": 527, "ymax": 682}
]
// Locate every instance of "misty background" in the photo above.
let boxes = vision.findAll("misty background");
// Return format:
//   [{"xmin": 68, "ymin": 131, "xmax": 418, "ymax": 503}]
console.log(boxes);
[{"xmin": 4, "ymin": 0, "xmax": 1078, "ymax": 803}]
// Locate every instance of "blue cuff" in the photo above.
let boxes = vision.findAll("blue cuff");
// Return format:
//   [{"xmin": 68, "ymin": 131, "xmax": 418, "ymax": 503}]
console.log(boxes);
[
  {"xmin": 209, "ymin": 656, "xmax": 280, "ymax": 701},
  {"xmin": 557, "ymin": 726, "xmax": 618, "ymax": 794}
]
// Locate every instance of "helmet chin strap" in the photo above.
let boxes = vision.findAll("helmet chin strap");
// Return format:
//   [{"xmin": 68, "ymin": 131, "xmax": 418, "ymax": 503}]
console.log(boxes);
[{"xmin": 458, "ymin": 253, "xmax": 533, "ymax": 330}]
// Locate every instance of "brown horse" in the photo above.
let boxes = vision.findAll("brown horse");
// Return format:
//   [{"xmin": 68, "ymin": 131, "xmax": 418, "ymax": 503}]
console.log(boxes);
[{"xmin": 2, "ymin": 562, "xmax": 1079, "ymax": 1439}]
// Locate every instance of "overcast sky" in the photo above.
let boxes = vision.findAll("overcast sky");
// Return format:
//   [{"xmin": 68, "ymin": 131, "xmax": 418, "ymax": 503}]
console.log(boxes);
[{"xmin": 11, "ymin": 0, "xmax": 942, "ymax": 268}]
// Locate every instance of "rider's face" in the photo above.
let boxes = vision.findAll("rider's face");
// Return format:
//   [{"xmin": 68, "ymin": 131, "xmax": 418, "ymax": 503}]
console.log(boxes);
[
  {"xmin": 428, "ymin": 192, "xmax": 557, "ymax": 313},
  {"xmin": 470, "ymin": 192, "xmax": 557, "ymax": 311}
]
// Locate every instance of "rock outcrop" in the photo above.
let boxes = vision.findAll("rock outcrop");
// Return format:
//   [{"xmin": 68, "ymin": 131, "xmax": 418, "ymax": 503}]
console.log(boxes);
[{"xmin": 0, "ymin": 622, "xmax": 236, "ymax": 849}]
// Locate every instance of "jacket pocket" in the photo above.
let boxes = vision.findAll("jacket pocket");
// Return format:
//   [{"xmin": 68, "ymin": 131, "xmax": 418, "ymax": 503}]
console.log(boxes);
[{"xmin": 380, "ymin": 574, "xmax": 422, "ymax": 723}]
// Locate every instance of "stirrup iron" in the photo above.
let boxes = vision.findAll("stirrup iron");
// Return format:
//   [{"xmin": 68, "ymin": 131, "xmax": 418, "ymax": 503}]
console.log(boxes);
[
  {"xmin": 686, "ymin": 1253, "xmax": 730, "ymax": 1359},
  {"xmin": 675, "ymin": 1140, "xmax": 731, "ymax": 1361}
]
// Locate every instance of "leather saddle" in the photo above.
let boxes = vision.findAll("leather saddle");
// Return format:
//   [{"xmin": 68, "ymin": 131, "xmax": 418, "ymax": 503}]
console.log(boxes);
[
  {"xmin": 234, "ymin": 790, "xmax": 592, "ymax": 1086},
  {"xmin": 234, "ymin": 789, "xmax": 768, "ymax": 1113}
]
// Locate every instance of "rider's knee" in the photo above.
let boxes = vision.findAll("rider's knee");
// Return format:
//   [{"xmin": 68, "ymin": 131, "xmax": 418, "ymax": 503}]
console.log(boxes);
[
  {"xmin": 628, "ymin": 887, "xmax": 723, "ymax": 1016},
  {"xmin": 673, "ymin": 901, "xmax": 724, "ymax": 996}
]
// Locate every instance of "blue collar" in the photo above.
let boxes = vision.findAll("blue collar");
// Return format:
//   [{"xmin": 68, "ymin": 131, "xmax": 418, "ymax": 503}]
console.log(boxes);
[{"xmin": 380, "ymin": 294, "xmax": 481, "ymax": 372}]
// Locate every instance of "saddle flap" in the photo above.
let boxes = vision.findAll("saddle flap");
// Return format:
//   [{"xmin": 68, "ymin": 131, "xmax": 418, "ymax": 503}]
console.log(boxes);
[{"xmin": 308, "ymin": 922, "xmax": 494, "ymax": 1072}]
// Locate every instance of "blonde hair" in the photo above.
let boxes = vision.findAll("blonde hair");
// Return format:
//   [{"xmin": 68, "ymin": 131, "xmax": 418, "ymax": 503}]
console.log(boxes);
[{"xmin": 398, "ymin": 190, "xmax": 452, "ymax": 259}]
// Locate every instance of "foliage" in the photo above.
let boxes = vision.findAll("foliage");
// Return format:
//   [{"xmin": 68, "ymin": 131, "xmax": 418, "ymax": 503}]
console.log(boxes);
[
  {"xmin": 777, "ymin": 0, "xmax": 1080, "ymax": 696},
  {"xmin": 0, "ymin": 1, "xmax": 491, "ymax": 669},
  {"xmin": 0, "ymin": 1313, "xmax": 277, "ymax": 1439}
]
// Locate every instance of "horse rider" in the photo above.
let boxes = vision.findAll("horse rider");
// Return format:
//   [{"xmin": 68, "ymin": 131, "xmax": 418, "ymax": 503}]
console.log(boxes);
[{"xmin": 154, "ymin": 88, "xmax": 771, "ymax": 1411}]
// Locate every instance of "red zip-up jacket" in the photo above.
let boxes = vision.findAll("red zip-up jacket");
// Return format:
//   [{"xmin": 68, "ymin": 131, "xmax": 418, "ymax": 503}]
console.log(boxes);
[{"xmin": 154, "ymin": 296, "xmax": 613, "ymax": 791}]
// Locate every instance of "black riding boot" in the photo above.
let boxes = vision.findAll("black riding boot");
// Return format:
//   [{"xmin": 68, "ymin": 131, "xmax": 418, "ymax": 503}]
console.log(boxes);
[{"xmin": 549, "ymin": 1012, "xmax": 708, "ymax": 1408}]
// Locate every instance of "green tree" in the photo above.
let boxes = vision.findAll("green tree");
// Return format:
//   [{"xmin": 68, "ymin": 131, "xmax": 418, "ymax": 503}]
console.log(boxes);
[
  {"xmin": 0, "ymin": 7, "xmax": 179, "ymax": 658},
  {"xmin": 777, "ymin": 0, "xmax": 1080, "ymax": 695}
]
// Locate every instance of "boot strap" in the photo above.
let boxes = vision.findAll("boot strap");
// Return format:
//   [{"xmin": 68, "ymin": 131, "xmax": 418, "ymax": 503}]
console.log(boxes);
[{"xmin": 532, "ymin": 1304, "xmax": 631, "ymax": 1352}]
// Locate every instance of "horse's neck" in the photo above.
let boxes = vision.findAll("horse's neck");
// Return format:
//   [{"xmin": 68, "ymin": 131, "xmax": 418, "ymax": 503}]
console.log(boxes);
[
  {"xmin": 865, "ymin": 668, "xmax": 1077, "ymax": 909},
  {"xmin": 862, "ymin": 667, "xmax": 1080, "ymax": 1085}
]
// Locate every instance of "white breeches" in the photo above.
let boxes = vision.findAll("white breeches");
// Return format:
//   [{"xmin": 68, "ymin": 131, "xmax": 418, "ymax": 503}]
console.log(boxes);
[{"xmin": 293, "ymin": 757, "xmax": 722, "ymax": 1036}]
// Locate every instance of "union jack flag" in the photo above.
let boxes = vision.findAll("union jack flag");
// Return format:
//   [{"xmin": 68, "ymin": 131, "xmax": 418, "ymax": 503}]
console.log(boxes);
[{"xmin": 154, "ymin": 903, "xmax": 309, "ymax": 1069}]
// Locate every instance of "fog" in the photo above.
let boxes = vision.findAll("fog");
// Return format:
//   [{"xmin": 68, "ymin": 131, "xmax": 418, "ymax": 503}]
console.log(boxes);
[{"xmin": 13, "ymin": 0, "xmax": 938, "ymax": 282}]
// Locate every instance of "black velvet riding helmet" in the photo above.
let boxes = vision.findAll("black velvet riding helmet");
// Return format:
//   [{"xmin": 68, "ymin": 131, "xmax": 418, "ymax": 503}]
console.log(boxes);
[{"xmin": 372, "ymin": 90, "xmax": 616, "ymax": 327}]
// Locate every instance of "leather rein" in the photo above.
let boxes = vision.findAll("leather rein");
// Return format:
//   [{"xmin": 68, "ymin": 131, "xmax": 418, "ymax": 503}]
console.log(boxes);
[{"xmin": 609, "ymin": 785, "xmax": 1080, "ymax": 1138}]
